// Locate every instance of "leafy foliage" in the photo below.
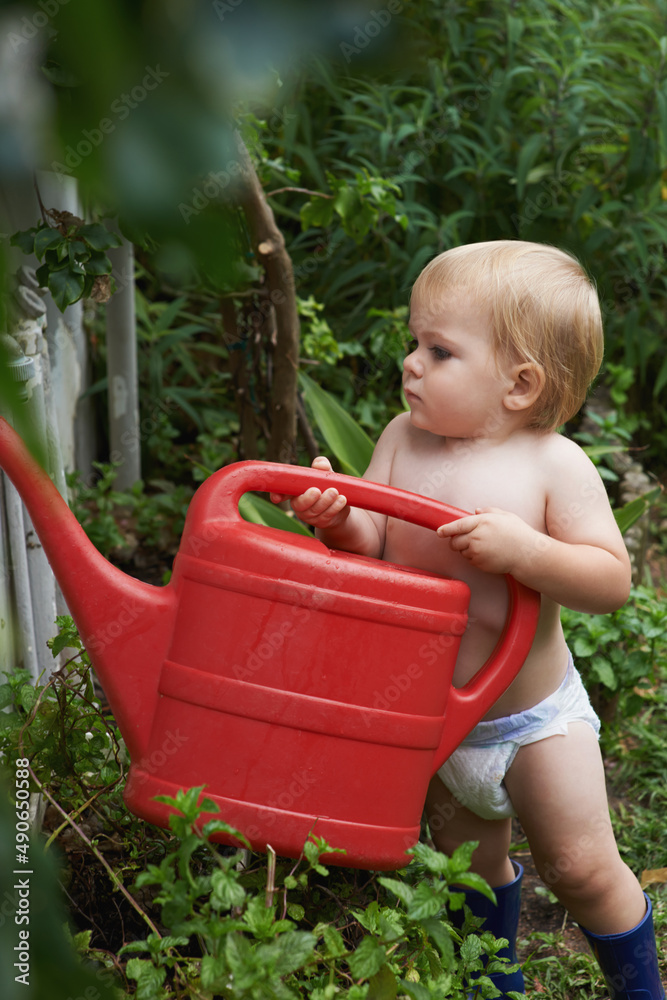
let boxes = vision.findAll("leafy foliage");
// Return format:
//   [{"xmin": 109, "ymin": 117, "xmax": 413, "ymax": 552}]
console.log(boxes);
[
  {"xmin": 10, "ymin": 215, "xmax": 121, "ymax": 310},
  {"xmin": 562, "ymin": 585, "xmax": 667, "ymax": 715}
]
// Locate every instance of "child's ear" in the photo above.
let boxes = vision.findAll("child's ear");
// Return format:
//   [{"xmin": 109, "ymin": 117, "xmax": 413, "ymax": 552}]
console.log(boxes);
[{"xmin": 503, "ymin": 363, "xmax": 545, "ymax": 412}]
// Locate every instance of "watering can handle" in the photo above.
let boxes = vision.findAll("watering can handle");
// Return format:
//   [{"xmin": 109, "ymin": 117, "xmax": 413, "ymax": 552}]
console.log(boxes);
[{"xmin": 205, "ymin": 460, "xmax": 541, "ymax": 770}]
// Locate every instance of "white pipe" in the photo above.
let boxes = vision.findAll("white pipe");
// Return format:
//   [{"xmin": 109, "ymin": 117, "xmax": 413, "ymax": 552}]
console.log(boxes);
[{"xmin": 106, "ymin": 235, "xmax": 141, "ymax": 489}]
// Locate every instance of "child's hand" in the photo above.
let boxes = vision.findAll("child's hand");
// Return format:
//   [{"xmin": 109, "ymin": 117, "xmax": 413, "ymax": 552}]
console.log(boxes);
[
  {"xmin": 269, "ymin": 456, "xmax": 350, "ymax": 529},
  {"xmin": 436, "ymin": 507, "xmax": 539, "ymax": 575}
]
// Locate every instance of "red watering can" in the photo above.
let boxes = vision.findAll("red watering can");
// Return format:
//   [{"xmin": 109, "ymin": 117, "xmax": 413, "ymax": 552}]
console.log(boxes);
[{"xmin": 0, "ymin": 418, "xmax": 540, "ymax": 869}]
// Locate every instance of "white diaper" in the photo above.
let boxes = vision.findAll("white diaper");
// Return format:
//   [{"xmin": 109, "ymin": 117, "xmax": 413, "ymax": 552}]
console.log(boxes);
[{"xmin": 436, "ymin": 652, "xmax": 600, "ymax": 821}]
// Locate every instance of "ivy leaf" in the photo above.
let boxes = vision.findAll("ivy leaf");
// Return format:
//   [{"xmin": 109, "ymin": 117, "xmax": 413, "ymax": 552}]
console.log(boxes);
[
  {"xmin": 84, "ymin": 250, "xmax": 113, "ymax": 275},
  {"xmin": 77, "ymin": 222, "xmax": 122, "ymax": 251},
  {"xmin": 47, "ymin": 265, "xmax": 85, "ymax": 310},
  {"xmin": 34, "ymin": 226, "xmax": 66, "ymax": 261},
  {"xmin": 10, "ymin": 228, "xmax": 36, "ymax": 254}
]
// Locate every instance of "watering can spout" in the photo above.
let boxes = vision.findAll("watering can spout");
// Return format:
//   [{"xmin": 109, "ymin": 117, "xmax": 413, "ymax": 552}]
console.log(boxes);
[{"xmin": 0, "ymin": 417, "xmax": 175, "ymax": 760}]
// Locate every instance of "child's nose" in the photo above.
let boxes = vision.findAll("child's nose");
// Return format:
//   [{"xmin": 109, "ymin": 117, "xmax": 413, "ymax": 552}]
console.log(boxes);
[{"xmin": 403, "ymin": 351, "xmax": 423, "ymax": 377}]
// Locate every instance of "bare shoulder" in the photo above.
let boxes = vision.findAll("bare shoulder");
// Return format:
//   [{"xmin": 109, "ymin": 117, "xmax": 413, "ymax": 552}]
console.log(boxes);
[
  {"xmin": 537, "ymin": 431, "xmax": 600, "ymax": 480},
  {"xmin": 368, "ymin": 412, "xmax": 414, "ymax": 460},
  {"xmin": 377, "ymin": 411, "xmax": 413, "ymax": 444},
  {"xmin": 539, "ymin": 432, "xmax": 621, "ymax": 544}
]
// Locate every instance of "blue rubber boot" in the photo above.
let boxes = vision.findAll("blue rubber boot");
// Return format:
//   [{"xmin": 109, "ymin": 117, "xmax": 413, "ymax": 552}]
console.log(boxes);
[
  {"xmin": 580, "ymin": 894, "xmax": 665, "ymax": 999},
  {"xmin": 455, "ymin": 860, "xmax": 525, "ymax": 998}
]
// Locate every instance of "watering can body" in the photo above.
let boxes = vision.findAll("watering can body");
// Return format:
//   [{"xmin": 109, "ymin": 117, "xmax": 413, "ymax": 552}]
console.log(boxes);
[{"xmin": 0, "ymin": 419, "xmax": 540, "ymax": 869}]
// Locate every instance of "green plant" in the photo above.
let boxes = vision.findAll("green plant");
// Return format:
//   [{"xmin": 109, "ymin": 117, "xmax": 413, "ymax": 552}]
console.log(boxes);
[
  {"xmin": 10, "ymin": 215, "xmax": 121, "ymax": 310},
  {"xmin": 67, "ymin": 462, "xmax": 128, "ymax": 556},
  {"xmin": 561, "ymin": 584, "xmax": 667, "ymax": 716},
  {"xmin": 573, "ymin": 410, "xmax": 634, "ymax": 482},
  {"xmin": 0, "ymin": 617, "xmax": 130, "ymax": 831},
  {"xmin": 115, "ymin": 787, "xmax": 523, "ymax": 1000}
]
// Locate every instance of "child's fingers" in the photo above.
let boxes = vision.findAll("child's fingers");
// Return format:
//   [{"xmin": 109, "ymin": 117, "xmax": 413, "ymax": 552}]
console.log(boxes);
[
  {"xmin": 436, "ymin": 515, "xmax": 479, "ymax": 538},
  {"xmin": 311, "ymin": 455, "xmax": 333, "ymax": 472},
  {"xmin": 291, "ymin": 486, "xmax": 345, "ymax": 517}
]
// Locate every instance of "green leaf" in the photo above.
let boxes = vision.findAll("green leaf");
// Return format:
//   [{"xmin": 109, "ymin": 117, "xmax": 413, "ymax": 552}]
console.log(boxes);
[
  {"xmin": 614, "ymin": 488, "xmax": 662, "ymax": 534},
  {"xmin": 47, "ymin": 265, "xmax": 85, "ymax": 311},
  {"xmin": 516, "ymin": 133, "xmax": 544, "ymax": 200},
  {"xmin": 574, "ymin": 635, "xmax": 597, "ymax": 659},
  {"xmin": 34, "ymin": 226, "xmax": 65, "ymax": 261},
  {"xmin": 348, "ymin": 936, "xmax": 387, "ymax": 980},
  {"xmin": 368, "ymin": 964, "xmax": 398, "ymax": 1000},
  {"xmin": 419, "ymin": 917, "xmax": 455, "ymax": 965},
  {"xmin": 200, "ymin": 953, "xmax": 228, "ymax": 990},
  {"xmin": 239, "ymin": 492, "xmax": 313, "ymax": 536},
  {"xmin": 211, "ymin": 868, "xmax": 246, "ymax": 910},
  {"xmin": 19, "ymin": 684, "xmax": 37, "ymax": 712},
  {"xmin": 125, "ymin": 958, "xmax": 167, "ymax": 1000},
  {"xmin": 0, "ymin": 684, "xmax": 14, "ymax": 711},
  {"xmin": 406, "ymin": 881, "xmax": 445, "ymax": 920},
  {"xmin": 287, "ymin": 902, "xmax": 305, "ymax": 921},
  {"xmin": 77, "ymin": 222, "xmax": 122, "ymax": 251},
  {"xmin": 397, "ymin": 980, "xmax": 431, "ymax": 1000},
  {"xmin": 377, "ymin": 877, "xmax": 414, "ymax": 907},
  {"xmin": 299, "ymin": 371, "xmax": 375, "ymax": 477},
  {"xmin": 321, "ymin": 924, "xmax": 347, "ymax": 957},
  {"xmin": 270, "ymin": 930, "xmax": 318, "ymax": 975},
  {"xmin": 10, "ymin": 228, "xmax": 36, "ymax": 254},
  {"xmin": 591, "ymin": 656, "xmax": 617, "ymax": 691},
  {"xmin": 84, "ymin": 250, "xmax": 113, "ymax": 275},
  {"xmin": 202, "ymin": 818, "xmax": 250, "ymax": 847},
  {"xmin": 300, "ymin": 196, "xmax": 335, "ymax": 230}
]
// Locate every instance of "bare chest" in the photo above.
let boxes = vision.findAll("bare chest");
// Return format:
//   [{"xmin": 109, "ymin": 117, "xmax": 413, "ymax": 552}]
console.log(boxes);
[{"xmin": 389, "ymin": 439, "xmax": 547, "ymax": 527}]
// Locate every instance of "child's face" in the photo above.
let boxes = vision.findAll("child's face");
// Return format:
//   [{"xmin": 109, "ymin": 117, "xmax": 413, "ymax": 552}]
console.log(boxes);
[{"xmin": 403, "ymin": 287, "xmax": 515, "ymax": 439}]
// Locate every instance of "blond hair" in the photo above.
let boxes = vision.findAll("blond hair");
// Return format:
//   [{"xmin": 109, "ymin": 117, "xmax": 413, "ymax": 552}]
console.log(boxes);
[{"xmin": 411, "ymin": 240, "xmax": 604, "ymax": 430}]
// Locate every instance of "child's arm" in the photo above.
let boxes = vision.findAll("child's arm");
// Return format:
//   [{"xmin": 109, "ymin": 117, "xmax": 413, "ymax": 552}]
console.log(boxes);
[
  {"xmin": 269, "ymin": 416, "xmax": 405, "ymax": 557},
  {"xmin": 270, "ymin": 455, "xmax": 382, "ymax": 556},
  {"xmin": 436, "ymin": 437, "xmax": 632, "ymax": 614}
]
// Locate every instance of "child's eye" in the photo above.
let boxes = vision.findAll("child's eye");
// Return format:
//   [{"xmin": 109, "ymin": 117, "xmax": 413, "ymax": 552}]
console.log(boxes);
[{"xmin": 430, "ymin": 346, "xmax": 452, "ymax": 360}]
